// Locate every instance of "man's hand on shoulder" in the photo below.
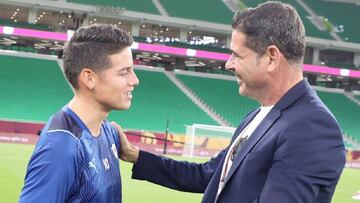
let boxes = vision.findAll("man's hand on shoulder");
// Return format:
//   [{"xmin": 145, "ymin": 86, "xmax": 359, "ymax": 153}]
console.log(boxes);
[{"xmin": 111, "ymin": 121, "xmax": 139, "ymax": 163}]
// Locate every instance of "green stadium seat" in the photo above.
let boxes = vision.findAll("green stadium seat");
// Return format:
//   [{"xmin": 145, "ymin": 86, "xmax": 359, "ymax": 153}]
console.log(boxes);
[
  {"xmin": 109, "ymin": 70, "xmax": 218, "ymax": 133},
  {"xmin": 176, "ymin": 74, "xmax": 258, "ymax": 126},
  {"xmin": 0, "ymin": 18, "xmax": 53, "ymax": 31},
  {"xmin": 0, "ymin": 55, "xmax": 72, "ymax": 122},
  {"xmin": 326, "ymin": 62, "xmax": 357, "ymax": 70},
  {"xmin": 1, "ymin": 55, "xmax": 359, "ymax": 143},
  {"xmin": 242, "ymin": 0, "xmax": 334, "ymax": 40},
  {"xmin": 302, "ymin": 0, "xmax": 360, "ymax": 43},
  {"xmin": 165, "ymin": 41, "xmax": 231, "ymax": 54},
  {"xmin": 317, "ymin": 91, "xmax": 360, "ymax": 142},
  {"xmin": 176, "ymin": 73, "xmax": 360, "ymax": 143},
  {"xmin": 67, "ymin": 0, "xmax": 160, "ymax": 15},
  {"xmin": 344, "ymin": 140, "xmax": 353, "ymax": 149},
  {"xmin": 0, "ymin": 55, "xmax": 216, "ymax": 133},
  {"xmin": 159, "ymin": 0, "xmax": 233, "ymax": 24}
]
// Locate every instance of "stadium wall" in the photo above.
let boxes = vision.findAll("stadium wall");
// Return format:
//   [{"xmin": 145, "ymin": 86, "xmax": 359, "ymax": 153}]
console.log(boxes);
[
  {"xmin": 0, "ymin": 120, "xmax": 219, "ymax": 156},
  {"xmin": 1, "ymin": 120, "xmax": 360, "ymax": 168}
]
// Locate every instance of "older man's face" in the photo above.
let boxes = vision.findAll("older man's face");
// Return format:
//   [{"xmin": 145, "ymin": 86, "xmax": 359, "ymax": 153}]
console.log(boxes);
[{"xmin": 225, "ymin": 31, "xmax": 271, "ymax": 101}]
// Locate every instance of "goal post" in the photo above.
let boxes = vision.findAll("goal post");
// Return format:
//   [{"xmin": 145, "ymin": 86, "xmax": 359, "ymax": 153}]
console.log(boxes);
[{"xmin": 182, "ymin": 124, "xmax": 236, "ymax": 158}]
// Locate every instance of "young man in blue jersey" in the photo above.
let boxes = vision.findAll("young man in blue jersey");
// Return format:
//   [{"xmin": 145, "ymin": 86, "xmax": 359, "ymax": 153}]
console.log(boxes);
[{"xmin": 19, "ymin": 24, "xmax": 139, "ymax": 202}]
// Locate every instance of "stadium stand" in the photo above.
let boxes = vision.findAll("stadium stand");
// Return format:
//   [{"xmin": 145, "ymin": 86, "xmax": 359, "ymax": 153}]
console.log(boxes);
[
  {"xmin": 67, "ymin": 0, "xmax": 160, "ymax": 15},
  {"xmin": 109, "ymin": 69, "xmax": 217, "ymax": 133},
  {"xmin": 0, "ymin": 18, "xmax": 52, "ymax": 31},
  {"xmin": 176, "ymin": 73, "xmax": 360, "ymax": 142},
  {"xmin": 317, "ymin": 91, "xmax": 360, "ymax": 142},
  {"xmin": 344, "ymin": 140, "xmax": 354, "ymax": 149},
  {"xmin": 0, "ymin": 55, "xmax": 72, "ymax": 122},
  {"xmin": 302, "ymin": 0, "xmax": 360, "ymax": 43},
  {"xmin": 0, "ymin": 45, "xmax": 57, "ymax": 55},
  {"xmin": 325, "ymin": 62, "xmax": 358, "ymax": 70},
  {"xmin": 0, "ymin": 54, "xmax": 216, "ymax": 133},
  {"xmin": 158, "ymin": 0, "xmax": 233, "ymax": 24},
  {"xmin": 165, "ymin": 41, "xmax": 231, "ymax": 54},
  {"xmin": 1, "ymin": 53, "xmax": 359, "ymax": 145},
  {"xmin": 242, "ymin": 0, "xmax": 334, "ymax": 40},
  {"xmin": 176, "ymin": 74, "xmax": 258, "ymax": 126}
]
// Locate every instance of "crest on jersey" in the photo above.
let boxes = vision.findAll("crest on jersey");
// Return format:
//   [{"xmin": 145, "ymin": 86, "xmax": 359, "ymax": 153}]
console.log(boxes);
[
  {"xmin": 103, "ymin": 158, "xmax": 110, "ymax": 170},
  {"xmin": 111, "ymin": 144, "xmax": 118, "ymax": 159}
]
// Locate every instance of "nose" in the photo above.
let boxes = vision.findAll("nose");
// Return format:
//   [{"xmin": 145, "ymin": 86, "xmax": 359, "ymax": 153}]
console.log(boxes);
[
  {"xmin": 130, "ymin": 70, "xmax": 139, "ymax": 86},
  {"xmin": 225, "ymin": 56, "xmax": 234, "ymax": 71}
]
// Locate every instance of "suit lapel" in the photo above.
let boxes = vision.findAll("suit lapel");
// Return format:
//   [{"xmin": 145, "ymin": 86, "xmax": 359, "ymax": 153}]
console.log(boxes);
[
  {"xmin": 202, "ymin": 109, "xmax": 259, "ymax": 203},
  {"xmin": 220, "ymin": 79, "xmax": 310, "ymax": 189},
  {"xmin": 222, "ymin": 108, "xmax": 281, "ymax": 187},
  {"xmin": 207, "ymin": 79, "xmax": 312, "ymax": 201}
]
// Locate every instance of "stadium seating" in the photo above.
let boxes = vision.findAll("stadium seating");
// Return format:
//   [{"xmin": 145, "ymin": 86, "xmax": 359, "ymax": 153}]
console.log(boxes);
[
  {"xmin": 0, "ymin": 55, "xmax": 216, "ymax": 133},
  {"xmin": 317, "ymin": 91, "xmax": 360, "ymax": 142},
  {"xmin": 344, "ymin": 140, "xmax": 355, "ymax": 149},
  {"xmin": 1, "ymin": 54, "xmax": 359, "ymax": 141},
  {"xmin": 176, "ymin": 74, "xmax": 258, "ymax": 126},
  {"xmin": 0, "ymin": 45, "xmax": 57, "ymax": 56},
  {"xmin": 302, "ymin": 0, "xmax": 360, "ymax": 43},
  {"xmin": 0, "ymin": 18, "xmax": 52, "ymax": 31},
  {"xmin": 326, "ymin": 62, "xmax": 357, "ymax": 70},
  {"xmin": 0, "ymin": 55, "xmax": 72, "ymax": 122},
  {"xmin": 165, "ymin": 41, "xmax": 231, "ymax": 54},
  {"xmin": 67, "ymin": 0, "xmax": 160, "ymax": 15},
  {"xmin": 242, "ymin": 0, "xmax": 334, "ymax": 40},
  {"xmin": 108, "ymin": 69, "xmax": 217, "ymax": 133},
  {"xmin": 176, "ymin": 73, "xmax": 360, "ymax": 142},
  {"xmin": 158, "ymin": 0, "xmax": 233, "ymax": 24}
]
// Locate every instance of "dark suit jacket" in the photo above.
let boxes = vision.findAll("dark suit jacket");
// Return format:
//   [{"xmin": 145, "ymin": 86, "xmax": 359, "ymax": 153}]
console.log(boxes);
[{"xmin": 132, "ymin": 79, "xmax": 346, "ymax": 203}]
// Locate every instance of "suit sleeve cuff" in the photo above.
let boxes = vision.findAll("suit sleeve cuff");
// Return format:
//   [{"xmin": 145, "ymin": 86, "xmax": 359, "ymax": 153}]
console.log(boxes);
[{"xmin": 131, "ymin": 150, "xmax": 160, "ymax": 180}]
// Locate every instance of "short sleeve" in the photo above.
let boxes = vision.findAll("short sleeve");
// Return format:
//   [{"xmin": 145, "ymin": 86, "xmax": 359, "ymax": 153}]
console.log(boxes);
[{"xmin": 19, "ymin": 131, "xmax": 78, "ymax": 203}]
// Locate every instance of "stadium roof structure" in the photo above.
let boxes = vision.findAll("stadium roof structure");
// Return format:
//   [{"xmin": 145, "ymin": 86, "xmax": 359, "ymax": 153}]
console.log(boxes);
[
  {"xmin": 0, "ymin": 0, "xmax": 359, "ymax": 88},
  {"xmin": 0, "ymin": 0, "xmax": 359, "ymax": 48}
]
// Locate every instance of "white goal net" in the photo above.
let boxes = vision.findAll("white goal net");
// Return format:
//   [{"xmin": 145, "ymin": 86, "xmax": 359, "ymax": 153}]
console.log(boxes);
[{"xmin": 182, "ymin": 124, "xmax": 236, "ymax": 158}]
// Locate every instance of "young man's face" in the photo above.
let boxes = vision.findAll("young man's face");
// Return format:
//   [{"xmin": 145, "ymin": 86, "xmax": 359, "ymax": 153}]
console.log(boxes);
[{"xmin": 94, "ymin": 47, "xmax": 139, "ymax": 111}]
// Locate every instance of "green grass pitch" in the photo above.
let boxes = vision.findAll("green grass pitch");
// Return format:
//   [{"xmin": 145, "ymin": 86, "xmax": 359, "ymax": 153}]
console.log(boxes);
[{"xmin": 0, "ymin": 143, "xmax": 359, "ymax": 203}]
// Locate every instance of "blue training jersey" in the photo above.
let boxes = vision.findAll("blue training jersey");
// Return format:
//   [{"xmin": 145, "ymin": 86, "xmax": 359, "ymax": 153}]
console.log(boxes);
[{"xmin": 19, "ymin": 106, "xmax": 122, "ymax": 203}]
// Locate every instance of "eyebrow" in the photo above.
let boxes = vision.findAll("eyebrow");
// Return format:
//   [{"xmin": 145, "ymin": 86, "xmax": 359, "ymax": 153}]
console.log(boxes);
[
  {"xmin": 119, "ymin": 66, "xmax": 132, "ymax": 70},
  {"xmin": 117, "ymin": 66, "xmax": 132, "ymax": 73},
  {"xmin": 230, "ymin": 49, "xmax": 241, "ymax": 58}
]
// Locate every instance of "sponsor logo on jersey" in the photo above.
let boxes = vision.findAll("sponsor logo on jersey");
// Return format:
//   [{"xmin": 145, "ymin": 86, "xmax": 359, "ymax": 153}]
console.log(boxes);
[
  {"xmin": 111, "ymin": 144, "xmax": 118, "ymax": 159},
  {"xmin": 103, "ymin": 158, "xmax": 110, "ymax": 170},
  {"xmin": 89, "ymin": 158, "xmax": 98, "ymax": 173}
]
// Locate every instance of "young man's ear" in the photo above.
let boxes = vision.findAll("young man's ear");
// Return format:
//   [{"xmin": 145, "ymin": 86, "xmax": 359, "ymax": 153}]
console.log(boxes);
[
  {"xmin": 265, "ymin": 45, "xmax": 281, "ymax": 72},
  {"xmin": 78, "ymin": 68, "xmax": 96, "ymax": 90}
]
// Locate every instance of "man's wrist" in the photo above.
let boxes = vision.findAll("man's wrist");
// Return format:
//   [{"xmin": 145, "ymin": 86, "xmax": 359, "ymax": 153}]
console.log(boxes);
[{"xmin": 127, "ymin": 145, "xmax": 139, "ymax": 164}]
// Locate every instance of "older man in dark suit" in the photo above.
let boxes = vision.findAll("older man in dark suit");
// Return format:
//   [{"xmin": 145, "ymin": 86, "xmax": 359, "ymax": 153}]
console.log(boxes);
[{"xmin": 113, "ymin": 1, "xmax": 346, "ymax": 203}]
